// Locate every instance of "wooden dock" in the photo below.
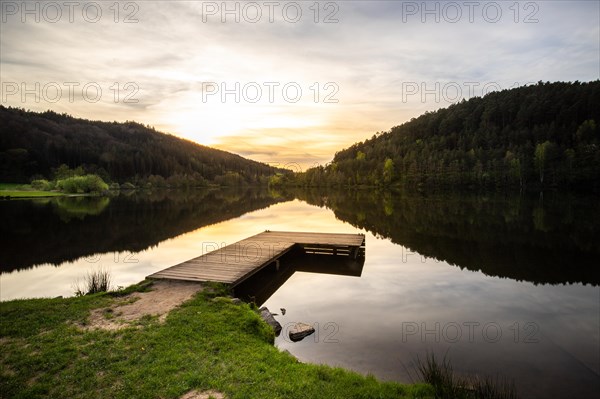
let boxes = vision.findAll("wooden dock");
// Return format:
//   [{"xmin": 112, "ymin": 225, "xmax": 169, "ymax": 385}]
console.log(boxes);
[{"xmin": 148, "ymin": 231, "xmax": 365, "ymax": 286}]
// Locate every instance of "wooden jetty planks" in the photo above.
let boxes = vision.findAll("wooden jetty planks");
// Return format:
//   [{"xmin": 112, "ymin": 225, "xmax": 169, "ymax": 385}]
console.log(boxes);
[{"xmin": 147, "ymin": 231, "xmax": 365, "ymax": 285}]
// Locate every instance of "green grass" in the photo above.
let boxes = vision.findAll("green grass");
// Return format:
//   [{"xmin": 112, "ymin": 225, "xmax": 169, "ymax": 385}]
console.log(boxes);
[
  {"xmin": 0, "ymin": 190, "xmax": 64, "ymax": 198},
  {"xmin": 0, "ymin": 182, "xmax": 64, "ymax": 198},
  {"xmin": 0, "ymin": 281, "xmax": 433, "ymax": 399},
  {"xmin": 416, "ymin": 353, "xmax": 517, "ymax": 399},
  {"xmin": 73, "ymin": 267, "xmax": 112, "ymax": 296}
]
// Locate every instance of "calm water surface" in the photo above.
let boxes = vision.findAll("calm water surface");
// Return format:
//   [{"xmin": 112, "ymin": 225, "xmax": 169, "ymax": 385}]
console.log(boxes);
[{"xmin": 1, "ymin": 188, "xmax": 598, "ymax": 398}]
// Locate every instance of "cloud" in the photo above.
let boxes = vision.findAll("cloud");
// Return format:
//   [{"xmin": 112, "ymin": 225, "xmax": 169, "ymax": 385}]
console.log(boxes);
[{"xmin": 1, "ymin": 1, "xmax": 598, "ymax": 166}]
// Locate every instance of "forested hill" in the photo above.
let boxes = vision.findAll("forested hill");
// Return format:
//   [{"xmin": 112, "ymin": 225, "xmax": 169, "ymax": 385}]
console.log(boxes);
[
  {"xmin": 292, "ymin": 81, "xmax": 600, "ymax": 190},
  {"xmin": 0, "ymin": 106, "xmax": 281, "ymax": 185}
]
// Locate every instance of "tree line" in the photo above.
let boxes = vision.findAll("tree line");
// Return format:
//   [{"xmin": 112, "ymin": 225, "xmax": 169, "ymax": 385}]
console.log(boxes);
[
  {"xmin": 0, "ymin": 106, "xmax": 283, "ymax": 186},
  {"xmin": 283, "ymin": 81, "xmax": 600, "ymax": 191}
]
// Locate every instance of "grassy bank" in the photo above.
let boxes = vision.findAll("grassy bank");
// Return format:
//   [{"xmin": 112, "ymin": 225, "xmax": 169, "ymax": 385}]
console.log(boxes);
[
  {"xmin": 0, "ymin": 190, "xmax": 64, "ymax": 198},
  {"xmin": 0, "ymin": 183, "xmax": 64, "ymax": 198},
  {"xmin": 0, "ymin": 281, "xmax": 433, "ymax": 399},
  {"xmin": 1, "ymin": 172, "xmax": 109, "ymax": 199}
]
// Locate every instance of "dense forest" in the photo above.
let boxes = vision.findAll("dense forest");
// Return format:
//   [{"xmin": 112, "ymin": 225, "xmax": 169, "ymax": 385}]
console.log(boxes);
[
  {"xmin": 0, "ymin": 106, "xmax": 283, "ymax": 186},
  {"xmin": 285, "ymin": 81, "xmax": 600, "ymax": 190}
]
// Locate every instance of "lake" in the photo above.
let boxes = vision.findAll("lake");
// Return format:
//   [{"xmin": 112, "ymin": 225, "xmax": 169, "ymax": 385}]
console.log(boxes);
[{"xmin": 1, "ymin": 188, "xmax": 598, "ymax": 398}]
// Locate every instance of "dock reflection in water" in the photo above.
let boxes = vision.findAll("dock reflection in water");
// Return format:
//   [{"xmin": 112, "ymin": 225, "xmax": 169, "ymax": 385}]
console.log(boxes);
[{"xmin": 234, "ymin": 248, "xmax": 365, "ymax": 306}]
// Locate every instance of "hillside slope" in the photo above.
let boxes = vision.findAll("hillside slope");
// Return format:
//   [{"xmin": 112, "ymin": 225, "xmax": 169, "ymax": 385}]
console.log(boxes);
[
  {"xmin": 0, "ymin": 106, "xmax": 280, "ymax": 185},
  {"xmin": 294, "ymin": 81, "xmax": 600, "ymax": 190}
]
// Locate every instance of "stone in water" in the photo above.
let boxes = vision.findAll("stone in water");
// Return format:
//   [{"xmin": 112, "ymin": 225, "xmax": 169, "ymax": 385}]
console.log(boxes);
[{"xmin": 289, "ymin": 322, "xmax": 315, "ymax": 342}]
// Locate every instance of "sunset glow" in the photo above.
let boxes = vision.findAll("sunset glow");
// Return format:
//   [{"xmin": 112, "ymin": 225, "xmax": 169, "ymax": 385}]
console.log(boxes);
[{"xmin": 1, "ymin": 1, "xmax": 598, "ymax": 169}]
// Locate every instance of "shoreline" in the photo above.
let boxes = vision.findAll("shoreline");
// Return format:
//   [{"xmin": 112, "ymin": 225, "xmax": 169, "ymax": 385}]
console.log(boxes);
[{"xmin": 0, "ymin": 279, "xmax": 433, "ymax": 398}]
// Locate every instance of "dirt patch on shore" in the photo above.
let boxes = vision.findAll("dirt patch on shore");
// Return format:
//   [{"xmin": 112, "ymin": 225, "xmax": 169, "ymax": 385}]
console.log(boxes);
[
  {"xmin": 180, "ymin": 390, "xmax": 226, "ymax": 399},
  {"xmin": 85, "ymin": 280, "xmax": 203, "ymax": 330}
]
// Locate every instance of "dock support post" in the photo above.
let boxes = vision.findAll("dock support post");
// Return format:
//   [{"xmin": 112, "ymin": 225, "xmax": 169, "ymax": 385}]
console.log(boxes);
[{"xmin": 275, "ymin": 259, "xmax": 280, "ymax": 271}]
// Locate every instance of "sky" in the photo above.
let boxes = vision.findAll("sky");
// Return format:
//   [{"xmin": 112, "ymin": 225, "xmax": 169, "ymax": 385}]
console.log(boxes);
[{"xmin": 1, "ymin": 0, "xmax": 599, "ymax": 169}]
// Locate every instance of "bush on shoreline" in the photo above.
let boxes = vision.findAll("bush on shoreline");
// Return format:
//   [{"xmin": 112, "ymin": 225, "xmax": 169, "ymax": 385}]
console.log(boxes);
[
  {"xmin": 56, "ymin": 174, "xmax": 108, "ymax": 194},
  {"xmin": 73, "ymin": 268, "xmax": 112, "ymax": 296}
]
